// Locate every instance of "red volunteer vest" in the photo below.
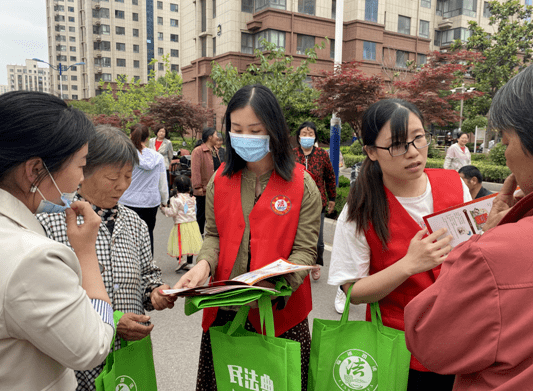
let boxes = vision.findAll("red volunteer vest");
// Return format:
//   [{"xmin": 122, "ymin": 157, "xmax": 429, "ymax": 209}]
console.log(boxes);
[
  {"xmin": 365, "ymin": 169, "xmax": 463, "ymax": 371},
  {"xmin": 202, "ymin": 163, "xmax": 313, "ymax": 336}
]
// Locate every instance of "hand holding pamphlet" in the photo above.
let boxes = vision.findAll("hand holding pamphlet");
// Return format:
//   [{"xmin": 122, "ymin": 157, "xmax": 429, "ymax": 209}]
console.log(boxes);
[{"xmin": 423, "ymin": 193, "xmax": 497, "ymax": 248}]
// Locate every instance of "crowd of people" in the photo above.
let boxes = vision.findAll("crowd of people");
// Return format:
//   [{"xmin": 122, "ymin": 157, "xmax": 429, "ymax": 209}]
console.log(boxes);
[{"xmin": 2, "ymin": 62, "xmax": 533, "ymax": 391}]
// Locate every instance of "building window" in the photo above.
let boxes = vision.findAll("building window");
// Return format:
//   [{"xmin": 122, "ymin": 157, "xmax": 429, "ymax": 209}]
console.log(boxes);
[
  {"xmin": 298, "ymin": 0, "xmax": 315, "ymax": 15},
  {"xmin": 57, "ymin": 44, "xmax": 67, "ymax": 51},
  {"xmin": 158, "ymin": 62, "xmax": 164, "ymax": 71},
  {"xmin": 200, "ymin": 36, "xmax": 207, "ymax": 57},
  {"xmin": 296, "ymin": 34, "xmax": 314, "ymax": 55},
  {"xmin": 419, "ymin": 20, "xmax": 429, "ymax": 38},
  {"xmin": 116, "ymin": 26, "xmax": 125, "ymax": 35},
  {"xmin": 115, "ymin": 10, "xmax": 125, "ymax": 18},
  {"xmin": 68, "ymin": 16, "xmax": 75, "ymax": 22},
  {"xmin": 171, "ymin": 64, "xmax": 179, "ymax": 73},
  {"xmin": 158, "ymin": 17, "xmax": 163, "ymax": 25},
  {"xmin": 69, "ymin": 36, "xmax": 76, "ymax": 42},
  {"xmin": 70, "ymin": 56, "xmax": 77, "ymax": 61},
  {"xmin": 157, "ymin": 1, "xmax": 163, "ymax": 9},
  {"xmin": 241, "ymin": 32, "xmax": 254, "ymax": 54},
  {"xmin": 421, "ymin": 0, "xmax": 431, "ymax": 8},
  {"xmin": 134, "ymin": 60, "xmax": 140, "ymax": 68},
  {"xmin": 170, "ymin": 34, "xmax": 179, "ymax": 42},
  {"xmin": 69, "ymin": 26, "xmax": 75, "ymax": 32},
  {"xmin": 56, "ymin": 35, "xmax": 66, "ymax": 41},
  {"xmin": 170, "ymin": 19, "xmax": 179, "ymax": 27},
  {"xmin": 434, "ymin": 27, "xmax": 472, "ymax": 46},
  {"xmin": 68, "ymin": 6, "xmax": 74, "ymax": 11},
  {"xmin": 436, "ymin": 0, "xmax": 477, "ymax": 18},
  {"xmin": 94, "ymin": 41, "xmax": 111, "ymax": 50},
  {"xmin": 200, "ymin": 0, "xmax": 206, "ymax": 31},
  {"xmin": 171, "ymin": 49, "xmax": 179, "ymax": 57},
  {"xmin": 95, "ymin": 57, "xmax": 112, "ymax": 67},
  {"xmin": 171, "ymin": 3, "xmax": 179, "ymax": 11},
  {"xmin": 396, "ymin": 50, "xmax": 408, "ymax": 68},
  {"xmin": 255, "ymin": 0, "xmax": 286, "ymax": 12},
  {"xmin": 133, "ymin": 28, "xmax": 139, "ymax": 37},
  {"xmin": 117, "ymin": 58, "xmax": 126, "ymax": 67},
  {"xmin": 331, "ymin": 0, "xmax": 336, "ymax": 19},
  {"xmin": 363, "ymin": 41, "xmax": 376, "ymax": 60},
  {"xmin": 57, "ymin": 55, "xmax": 67, "ymax": 61},
  {"xmin": 133, "ymin": 44, "xmax": 139, "ymax": 52},
  {"xmin": 55, "ymin": 15, "xmax": 65, "ymax": 22},
  {"xmin": 158, "ymin": 32, "xmax": 163, "ymax": 40},
  {"xmin": 212, "ymin": 37, "xmax": 216, "ymax": 56},
  {"xmin": 417, "ymin": 53, "xmax": 427, "ymax": 66},
  {"xmin": 256, "ymin": 29, "xmax": 286, "ymax": 49},
  {"xmin": 70, "ymin": 46, "xmax": 76, "ymax": 52},
  {"xmin": 54, "ymin": 5, "xmax": 65, "ymax": 11},
  {"xmin": 213, "ymin": 0, "xmax": 216, "ymax": 17},
  {"xmin": 134, "ymin": 76, "xmax": 141, "ymax": 82},
  {"xmin": 330, "ymin": 38, "xmax": 335, "ymax": 59},
  {"xmin": 71, "ymin": 75, "xmax": 77, "ymax": 80},
  {"xmin": 95, "ymin": 73, "xmax": 112, "ymax": 82},
  {"xmin": 242, "ymin": 0, "xmax": 253, "ymax": 12},
  {"xmin": 116, "ymin": 42, "xmax": 126, "ymax": 51},
  {"xmin": 158, "ymin": 47, "xmax": 164, "ymax": 55},
  {"xmin": 72, "ymin": 85, "xmax": 78, "ymax": 90},
  {"xmin": 398, "ymin": 15, "xmax": 411, "ymax": 35},
  {"xmin": 70, "ymin": 65, "xmax": 77, "ymax": 71},
  {"xmin": 483, "ymin": 1, "xmax": 491, "ymax": 17},
  {"xmin": 72, "ymin": 95, "xmax": 78, "ymax": 99},
  {"xmin": 133, "ymin": 12, "xmax": 138, "ymax": 21},
  {"xmin": 365, "ymin": 0, "xmax": 378, "ymax": 22},
  {"xmin": 132, "ymin": 0, "xmax": 138, "ymax": 4},
  {"xmin": 115, "ymin": 0, "xmax": 124, "ymax": 3},
  {"xmin": 55, "ymin": 25, "xmax": 66, "ymax": 31},
  {"xmin": 93, "ymin": 8, "xmax": 110, "ymax": 18}
]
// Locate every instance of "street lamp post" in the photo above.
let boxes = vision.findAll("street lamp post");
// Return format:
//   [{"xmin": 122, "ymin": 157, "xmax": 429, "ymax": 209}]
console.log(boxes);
[
  {"xmin": 451, "ymin": 83, "xmax": 476, "ymax": 132},
  {"xmin": 32, "ymin": 58, "xmax": 85, "ymax": 99}
]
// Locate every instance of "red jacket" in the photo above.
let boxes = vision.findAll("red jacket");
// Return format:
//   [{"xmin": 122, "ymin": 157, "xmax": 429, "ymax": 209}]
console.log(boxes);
[
  {"xmin": 201, "ymin": 163, "xmax": 313, "ymax": 336},
  {"xmin": 365, "ymin": 169, "xmax": 464, "ymax": 371},
  {"xmin": 405, "ymin": 190, "xmax": 533, "ymax": 390}
]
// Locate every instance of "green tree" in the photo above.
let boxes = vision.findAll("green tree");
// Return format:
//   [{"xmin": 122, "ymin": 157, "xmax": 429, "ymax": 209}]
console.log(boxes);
[
  {"xmin": 461, "ymin": 115, "xmax": 488, "ymax": 134},
  {"xmin": 209, "ymin": 39, "xmax": 325, "ymax": 133},
  {"xmin": 452, "ymin": 0, "xmax": 533, "ymax": 116}
]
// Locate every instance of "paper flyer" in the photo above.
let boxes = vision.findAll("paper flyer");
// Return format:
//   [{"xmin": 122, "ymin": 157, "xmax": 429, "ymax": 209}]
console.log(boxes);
[{"xmin": 423, "ymin": 193, "xmax": 498, "ymax": 248}]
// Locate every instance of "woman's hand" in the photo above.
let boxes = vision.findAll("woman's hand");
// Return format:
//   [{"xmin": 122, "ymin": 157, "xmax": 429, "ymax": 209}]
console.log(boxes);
[
  {"xmin": 151, "ymin": 284, "xmax": 177, "ymax": 310},
  {"xmin": 327, "ymin": 201, "xmax": 335, "ymax": 214},
  {"xmin": 173, "ymin": 260, "xmax": 211, "ymax": 289},
  {"xmin": 400, "ymin": 228, "xmax": 453, "ymax": 276},
  {"xmin": 65, "ymin": 201, "xmax": 101, "ymax": 258},
  {"xmin": 245, "ymin": 280, "xmax": 276, "ymax": 309},
  {"xmin": 483, "ymin": 174, "xmax": 519, "ymax": 232},
  {"xmin": 116, "ymin": 312, "xmax": 154, "ymax": 341}
]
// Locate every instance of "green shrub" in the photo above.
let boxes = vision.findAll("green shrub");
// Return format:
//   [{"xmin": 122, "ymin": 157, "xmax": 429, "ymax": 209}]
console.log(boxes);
[
  {"xmin": 427, "ymin": 142, "xmax": 444, "ymax": 158},
  {"xmin": 465, "ymin": 143, "xmax": 475, "ymax": 152},
  {"xmin": 334, "ymin": 186, "xmax": 351, "ymax": 216},
  {"xmin": 350, "ymin": 141, "xmax": 364, "ymax": 155},
  {"xmin": 343, "ymin": 154, "xmax": 365, "ymax": 167},
  {"xmin": 471, "ymin": 153, "xmax": 488, "ymax": 162},
  {"xmin": 475, "ymin": 161, "xmax": 511, "ymax": 182},
  {"xmin": 172, "ymin": 138, "xmax": 198, "ymax": 152},
  {"xmin": 338, "ymin": 176, "xmax": 350, "ymax": 188},
  {"xmin": 489, "ymin": 143, "xmax": 507, "ymax": 166},
  {"xmin": 340, "ymin": 146, "xmax": 351, "ymax": 154}
]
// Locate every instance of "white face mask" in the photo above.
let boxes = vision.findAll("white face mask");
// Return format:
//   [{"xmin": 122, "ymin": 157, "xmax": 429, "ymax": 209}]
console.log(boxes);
[{"xmin": 31, "ymin": 163, "xmax": 75, "ymax": 214}]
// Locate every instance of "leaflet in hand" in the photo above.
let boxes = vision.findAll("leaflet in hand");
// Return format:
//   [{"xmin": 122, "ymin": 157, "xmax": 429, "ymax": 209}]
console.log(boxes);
[
  {"xmin": 162, "ymin": 258, "xmax": 318, "ymax": 297},
  {"xmin": 423, "ymin": 193, "xmax": 497, "ymax": 248}
]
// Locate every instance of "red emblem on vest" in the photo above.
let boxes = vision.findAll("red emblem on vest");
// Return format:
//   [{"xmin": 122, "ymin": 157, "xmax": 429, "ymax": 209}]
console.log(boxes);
[{"xmin": 271, "ymin": 195, "xmax": 291, "ymax": 215}]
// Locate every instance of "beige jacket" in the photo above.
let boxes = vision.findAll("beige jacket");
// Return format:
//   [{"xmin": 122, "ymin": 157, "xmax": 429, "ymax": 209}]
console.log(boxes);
[
  {"xmin": 0, "ymin": 189, "xmax": 114, "ymax": 390},
  {"xmin": 148, "ymin": 137, "xmax": 174, "ymax": 169}
]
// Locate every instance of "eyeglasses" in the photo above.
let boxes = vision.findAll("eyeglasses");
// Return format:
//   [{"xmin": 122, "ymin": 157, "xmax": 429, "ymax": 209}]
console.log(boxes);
[{"xmin": 374, "ymin": 133, "xmax": 432, "ymax": 157}]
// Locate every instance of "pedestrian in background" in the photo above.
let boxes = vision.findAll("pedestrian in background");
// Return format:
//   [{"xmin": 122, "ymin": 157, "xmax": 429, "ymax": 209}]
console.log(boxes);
[
  {"xmin": 191, "ymin": 127, "xmax": 218, "ymax": 234},
  {"xmin": 444, "ymin": 132, "xmax": 471, "ymax": 171},
  {"xmin": 328, "ymin": 99, "xmax": 471, "ymax": 391},
  {"xmin": 405, "ymin": 62, "xmax": 533, "ymax": 391},
  {"xmin": 214, "ymin": 132, "xmax": 226, "ymax": 168},
  {"xmin": 148, "ymin": 124, "xmax": 174, "ymax": 186},
  {"xmin": 293, "ymin": 121, "xmax": 336, "ymax": 280},
  {"xmin": 173, "ymin": 84, "xmax": 321, "ymax": 390},
  {"xmin": 0, "ymin": 91, "xmax": 114, "ymax": 390},
  {"xmin": 458, "ymin": 165, "xmax": 493, "ymax": 199},
  {"xmin": 120, "ymin": 123, "xmax": 168, "ymax": 255},
  {"xmin": 161, "ymin": 175, "xmax": 203, "ymax": 272}
]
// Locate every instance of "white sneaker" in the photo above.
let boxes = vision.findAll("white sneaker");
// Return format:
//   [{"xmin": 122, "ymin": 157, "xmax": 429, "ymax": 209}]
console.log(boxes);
[{"xmin": 335, "ymin": 286, "xmax": 347, "ymax": 314}]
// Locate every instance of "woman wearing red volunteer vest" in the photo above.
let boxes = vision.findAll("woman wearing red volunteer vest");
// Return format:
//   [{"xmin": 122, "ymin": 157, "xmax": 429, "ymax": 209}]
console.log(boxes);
[
  {"xmin": 328, "ymin": 99, "xmax": 472, "ymax": 391},
  {"xmin": 173, "ymin": 84, "xmax": 321, "ymax": 390}
]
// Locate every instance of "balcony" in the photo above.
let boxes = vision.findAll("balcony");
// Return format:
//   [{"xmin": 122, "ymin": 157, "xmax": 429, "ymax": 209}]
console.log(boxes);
[
  {"xmin": 95, "ymin": 3, "xmax": 100, "ymax": 9},
  {"xmin": 438, "ymin": 18, "xmax": 453, "ymax": 30},
  {"xmin": 95, "ymin": 34, "xmax": 102, "ymax": 41},
  {"xmin": 247, "ymin": 20, "xmax": 262, "ymax": 31},
  {"xmin": 95, "ymin": 67, "xmax": 103, "ymax": 73}
]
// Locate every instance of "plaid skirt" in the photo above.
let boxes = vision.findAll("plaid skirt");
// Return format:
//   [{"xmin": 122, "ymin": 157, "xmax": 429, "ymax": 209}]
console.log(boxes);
[{"xmin": 196, "ymin": 309, "xmax": 311, "ymax": 390}]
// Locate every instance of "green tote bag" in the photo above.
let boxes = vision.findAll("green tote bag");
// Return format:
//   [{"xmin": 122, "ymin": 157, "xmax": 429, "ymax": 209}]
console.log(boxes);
[
  {"xmin": 210, "ymin": 296, "xmax": 301, "ymax": 391},
  {"xmin": 95, "ymin": 311, "xmax": 158, "ymax": 391},
  {"xmin": 307, "ymin": 285, "xmax": 411, "ymax": 391}
]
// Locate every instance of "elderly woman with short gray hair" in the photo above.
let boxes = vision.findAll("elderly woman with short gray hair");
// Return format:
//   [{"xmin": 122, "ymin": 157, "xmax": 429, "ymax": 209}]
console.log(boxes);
[{"xmin": 37, "ymin": 125, "xmax": 176, "ymax": 391}]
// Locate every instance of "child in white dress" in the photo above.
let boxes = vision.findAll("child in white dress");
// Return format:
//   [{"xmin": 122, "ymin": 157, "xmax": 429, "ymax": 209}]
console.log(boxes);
[{"xmin": 161, "ymin": 176, "xmax": 203, "ymax": 272}]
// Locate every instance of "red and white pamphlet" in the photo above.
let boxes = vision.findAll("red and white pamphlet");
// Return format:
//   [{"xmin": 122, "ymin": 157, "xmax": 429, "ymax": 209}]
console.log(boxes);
[{"xmin": 423, "ymin": 193, "xmax": 498, "ymax": 248}]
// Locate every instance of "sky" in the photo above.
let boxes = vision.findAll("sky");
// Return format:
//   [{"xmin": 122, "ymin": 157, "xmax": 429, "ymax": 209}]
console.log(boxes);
[{"xmin": 0, "ymin": 0, "xmax": 49, "ymax": 85}]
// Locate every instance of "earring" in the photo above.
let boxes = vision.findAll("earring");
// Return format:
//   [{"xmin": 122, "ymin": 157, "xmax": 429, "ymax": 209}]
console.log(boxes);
[{"xmin": 30, "ymin": 184, "xmax": 37, "ymax": 193}]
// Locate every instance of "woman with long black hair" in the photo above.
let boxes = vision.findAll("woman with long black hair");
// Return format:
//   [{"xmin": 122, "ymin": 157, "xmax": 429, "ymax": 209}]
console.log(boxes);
[{"xmin": 328, "ymin": 99, "xmax": 471, "ymax": 391}]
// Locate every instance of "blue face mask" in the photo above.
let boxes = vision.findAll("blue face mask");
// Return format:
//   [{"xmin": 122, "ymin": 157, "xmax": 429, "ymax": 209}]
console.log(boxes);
[
  {"xmin": 229, "ymin": 132, "xmax": 270, "ymax": 163},
  {"xmin": 300, "ymin": 136, "xmax": 315, "ymax": 149},
  {"xmin": 31, "ymin": 164, "xmax": 75, "ymax": 214}
]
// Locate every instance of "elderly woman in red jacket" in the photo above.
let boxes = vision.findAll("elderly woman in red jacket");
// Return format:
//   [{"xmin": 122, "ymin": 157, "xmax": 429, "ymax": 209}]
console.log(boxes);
[{"xmin": 405, "ymin": 64, "xmax": 533, "ymax": 391}]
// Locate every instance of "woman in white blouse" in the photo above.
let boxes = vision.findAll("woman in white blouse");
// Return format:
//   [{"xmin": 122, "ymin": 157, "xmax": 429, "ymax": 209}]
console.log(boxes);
[
  {"xmin": 0, "ymin": 91, "xmax": 114, "ymax": 391},
  {"xmin": 148, "ymin": 125, "xmax": 174, "ymax": 186},
  {"xmin": 443, "ymin": 132, "xmax": 471, "ymax": 171}
]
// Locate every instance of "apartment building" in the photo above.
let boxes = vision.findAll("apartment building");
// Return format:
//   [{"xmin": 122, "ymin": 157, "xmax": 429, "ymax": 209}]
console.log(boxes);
[
  {"xmin": 0, "ymin": 85, "xmax": 9, "ymax": 95},
  {"xmin": 46, "ymin": 0, "xmax": 182, "ymax": 99},
  {"xmin": 180, "ymin": 0, "xmax": 517, "ymax": 129},
  {"xmin": 5, "ymin": 59, "xmax": 51, "ymax": 94}
]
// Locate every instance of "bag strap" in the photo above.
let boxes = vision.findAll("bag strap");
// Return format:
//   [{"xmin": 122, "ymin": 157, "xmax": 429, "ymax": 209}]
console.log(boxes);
[
  {"xmin": 103, "ymin": 310, "xmax": 125, "ymax": 371},
  {"xmin": 370, "ymin": 302, "xmax": 384, "ymax": 331},
  {"xmin": 340, "ymin": 284, "xmax": 354, "ymax": 325},
  {"xmin": 227, "ymin": 305, "xmax": 250, "ymax": 336},
  {"xmin": 258, "ymin": 295, "xmax": 275, "ymax": 337}
]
